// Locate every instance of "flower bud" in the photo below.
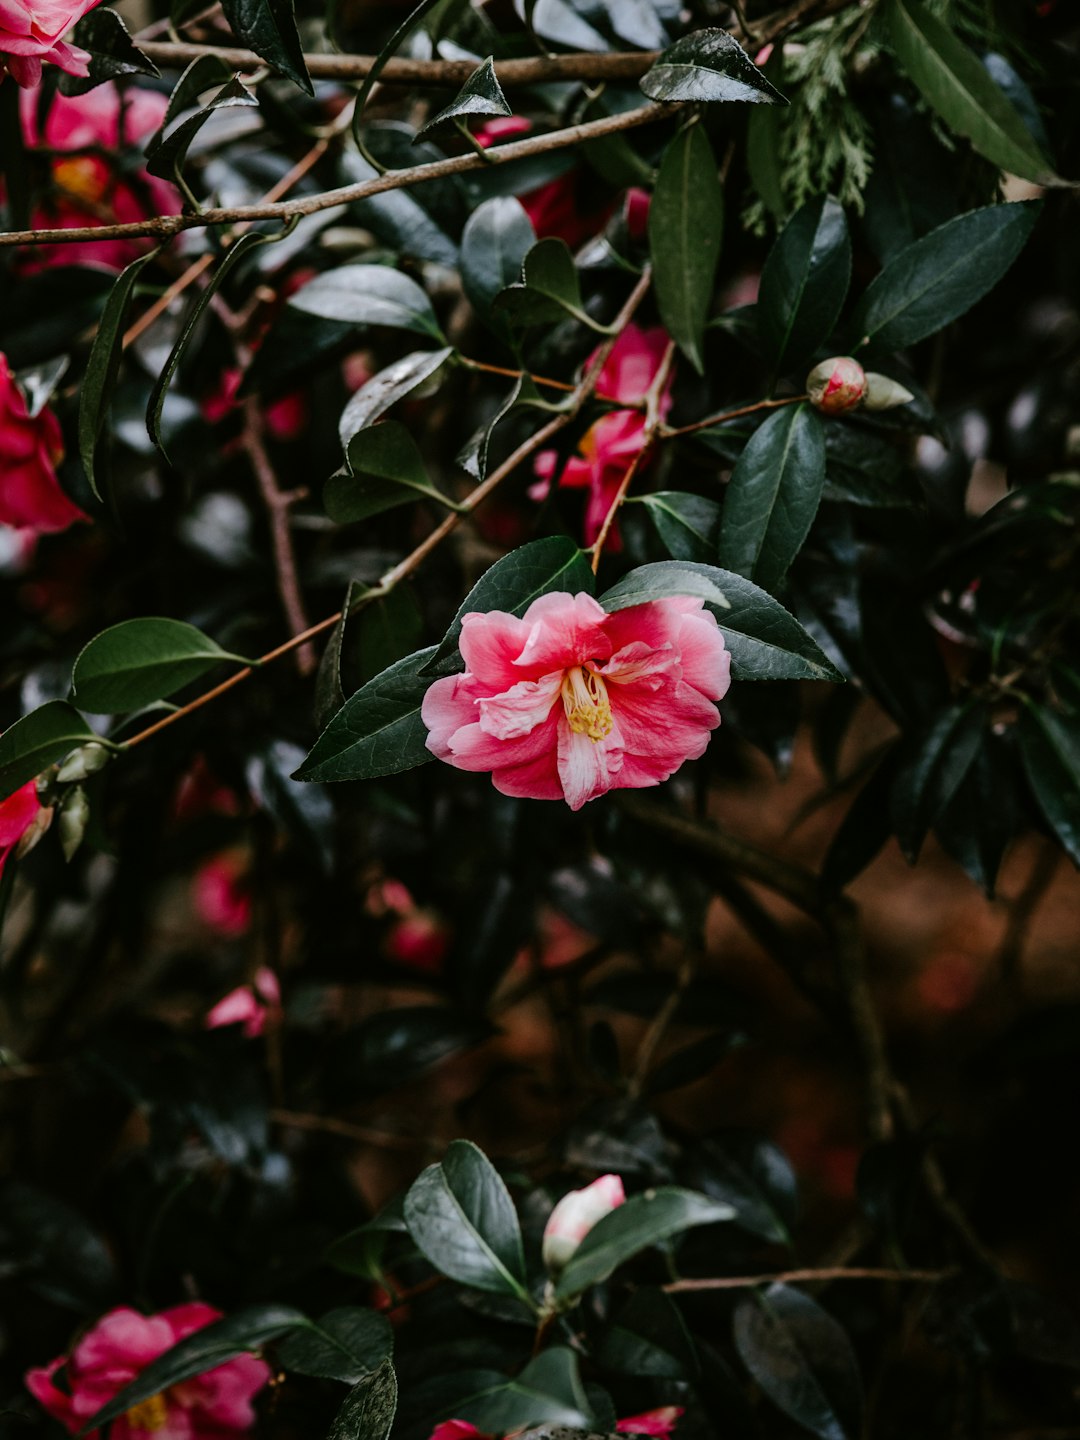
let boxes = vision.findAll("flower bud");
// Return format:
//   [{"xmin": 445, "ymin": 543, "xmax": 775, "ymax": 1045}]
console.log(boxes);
[
  {"xmin": 806, "ymin": 356, "xmax": 867, "ymax": 415},
  {"xmin": 58, "ymin": 788, "xmax": 89, "ymax": 862},
  {"xmin": 542, "ymin": 1174, "xmax": 626, "ymax": 1274},
  {"xmin": 863, "ymin": 373, "xmax": 915, "ymax": 411},
  {"xmin": 56, "ymin": 742, "xmax": 111, "ymax": 784},
  {"xmin": 14, "ymin": 802, "xmax": 52, "ymax": 861}
]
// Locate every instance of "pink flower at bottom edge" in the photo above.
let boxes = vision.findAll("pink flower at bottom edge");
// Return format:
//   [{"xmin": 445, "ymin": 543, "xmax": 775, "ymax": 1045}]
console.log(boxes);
[
  {"xmin": 428, "ymin": 1424, "xmax": 487, "ymax": 1440},
  {"xmin": 25, "ymin": 1303, "xmax": 270, "ymax": 1440},
  {"xmin": 0, "ymin": 780, "xmax": 43, "ymax": 878},
  {"xmin": 616, "ymin": 1407, "xmax": 685, "ymax": 1436},
  {"xmin": 421, "ymin": 592, "xmax": 730, "ymax": 812}
]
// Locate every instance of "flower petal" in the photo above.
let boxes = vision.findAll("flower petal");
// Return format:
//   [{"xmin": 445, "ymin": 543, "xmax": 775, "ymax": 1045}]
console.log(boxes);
[
  {"xmin": 556, "ymin": 716, "xmax": 624, "ymax": 811},
  {"xmin": 478, "ymin": 671, "xmax": 563, "ymax": 740},
  {"xmin": 515, "ymin": 592, "xmax": 611, "ymax": 674}
]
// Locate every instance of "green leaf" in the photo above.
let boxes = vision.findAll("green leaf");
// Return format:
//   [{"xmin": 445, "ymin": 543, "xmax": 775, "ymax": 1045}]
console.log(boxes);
[
  {"xmin": 733, "ymin": 1284, "xmax": 862, "ymax": 1440},
  {"xmin": 326, "ymin": 420, "xmax": 454, "ymax": 524},
  {"xmin": 72, "ymin": 618, "xmax": 247, "ymax": 714},
  {"xmin": 597, "ymin": 1287, "xmax": 699, "ymax": 1380},
  {"xmin": 294, "ymin": 645, "xmax": 437, "ymax": 783},
  {"xmin": 79, "ymin": 1306, "xmax": 308, "ymax": 1433},
  {"xmin": 57, "ymin": 8, "xmax": 159, "ymax": 94},
  {"xmin": 326, "ymin": 1358, "xmax": 397, "ymax": 1440},
  {"xmin": 145, "ymin": 75, "xmax": 258, "ymax": 186},
  {"xmin": 290, "ymin": 264, "xmax": 444, "ymax": 341},
  {"xmin": 1017, "ymin": 705, "xmax": 1080, "ymax": 866},
  {"xmin": 277, "ymin": 1308, "xmax": 392, "ymax": 1385},
  {"xmin": 315, "ymin": 580, "xmax": 366, "ymax": 730},
  {"xmin": 353, "ymin": 586, "xmax": 425, "ymax": 687},
  {"xmin": 221, "ymin": 0, "xmax": 312, "ymax": 93},
  {"xmin": 0, "ymin": 703, "xmax": 96, "ymax": 802},
  {"xmin": 452, "ymin": 1349, "xmax": 593, "ymax": 1431},
  {"xmin": 717, "ymin": 403, "xmax": 826, "ymax": 592},
  {"xmin": 425, "ymin": 536, "xmax": 595, "ymax": 673},
  {"xmin": 600, "ymin": 562, "xmax": 843, "ymax": 682},
  {"xmin": 148, "ymin": 228, "xmax": 287, "ymax": 457},
  {"xmin": 849, "ymin": 201, "xmax": 1040, "ymax": 350},
  {"xmin": 633, "ymin": 492, "xmax": 722, "ymax": 563},
  {"xmin": 404, "ymin": 1139, "xmax": 530, "ymax": 1300},
  {"xmin": 891, "ymin": 703, "xmax": 985, "ymax": 862},
  {"xmin": 493, "ymin": 238, "xmax": 595, "ymax": 330},
  {"xmin": 415, "ymin": 57, "xmax": 511, "ymax": 140},
  {"xmin": 886, "ymin": 0, "xmax": 1055, "ymax": 184},
  {"xmin": 640, "ymin": 28, "xmax": 788, "ymax": 105},
  {"xmin": 649, "ymin": 123, "xmax": 723, "ymax": 375},
  {"xmin": 79, "ymin": 249, "xmax": 160, "ymax": 502},
  {"xmin": 461, "ymin": 197, "xmax": 536, "ymax": 330},
  {"xmin": 338, "ymin": 349, "xmax": 454, "ymax": 451},
  {"xmin": 555, "ymin": 1188, "xmax": 734, "ymax": 1299},
  {"xmin": 158, "ymin": 55, "xmax": 234, "ymax": 134},
  {"xmin": 759, "ymin": 195, "xmax": 851, "ymax": 379}
]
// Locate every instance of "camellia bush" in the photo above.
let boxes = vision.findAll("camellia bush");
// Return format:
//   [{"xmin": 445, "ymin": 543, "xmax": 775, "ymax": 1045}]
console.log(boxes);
[{"xmin": 1, "ymin": 0, "xmax": 1079, "ymax": 1437}]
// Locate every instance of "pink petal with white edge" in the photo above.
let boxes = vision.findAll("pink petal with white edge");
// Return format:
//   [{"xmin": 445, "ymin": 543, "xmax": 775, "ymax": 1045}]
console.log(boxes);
[
  {"xmin": 514, "ymin": 592, "xmax": 612, "ymax": 675},
  {"xmin": 457, "ymin": 609, "xmax": 532, "ymax": 689},
  {"xmin": 598, "ymin": 640, "xmax": 678, "ymax": 689},
  {"xmin": 445, "ymin": 708, "xmax": 560, "ymax": 774},
  {"xmin": 556, "ymin": 717, "xmax": 624, "ymax": 811},
  {"xmin": 477, "ymin": 671, "xmax": 563, "ymax": 740},
  {"xmin": 421, "ymin": 673, "xmax": 488, "ymax": 758},
  {"xmin": 610, "ymin": 680, "xmax": 720, "ymax": 764}
]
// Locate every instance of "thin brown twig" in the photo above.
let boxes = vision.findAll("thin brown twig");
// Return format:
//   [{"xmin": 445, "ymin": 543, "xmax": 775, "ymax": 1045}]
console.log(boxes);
[
  {"xmin": 269, "ymin": 1108, "xmax": 424, "ymax": 1150},
  {"xmin": 0, "ymin": 105, "xmax": 673, "ymax": 249},
  {"xmin": 660, "ymin": 393, "xmax": 807, "ymax": 440},
  {"xmin": 119, "ymin": 268, "xmax": 653, "ymax": 753},
  {"xmin": 664, "ymin": 1266, "xmax": 953, "ymax": 1293}
]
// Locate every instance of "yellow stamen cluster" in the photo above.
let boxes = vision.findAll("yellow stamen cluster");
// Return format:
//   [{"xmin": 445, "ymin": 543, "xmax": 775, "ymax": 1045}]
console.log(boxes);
[
  {"xmin": 561, "ymin": 666, "xmax": 613, "ymax": 743},
  {"xmin": 124, "ymin": 1394, "xmax": 169, "ymax": 1432},
  {"xmin": 53, "ymin": 157, "xmax": 109, "ymax": 208}
]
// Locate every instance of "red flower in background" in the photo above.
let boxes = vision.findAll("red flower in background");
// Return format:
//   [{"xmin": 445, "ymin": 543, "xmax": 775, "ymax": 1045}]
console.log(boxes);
[
  {"xmin": 17, "ymin": 82, "xmax": 178, "ymax": 269},
  {"xmin": 192, "ymin": 852, "xmax": 253, "ymax": 937},
  {"xmin": 0, "ymin": 781, "xmax": 43, "ymax": 879},
  {"xmin": 475, "ymin": 117, "xmax": 614, "ymax": 250},
  {"xmin": 0, "ymin": 0, "xmax": 102, "ymax": 87},
  {"xmin": 0, "ymin": 354, "xmax": 87, "ymax": 535},
  {"xmin": 205, "ymin": 966, "xmax": 281, "ymax": 1038}
]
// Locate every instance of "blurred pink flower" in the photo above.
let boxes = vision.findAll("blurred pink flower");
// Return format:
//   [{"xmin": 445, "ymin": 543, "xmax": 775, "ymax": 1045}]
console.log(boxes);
[
  {"xmin": 624, "ymin": 186, "xmax": 651, "ymax": 241},
  {"xmin": 475, "ymin": 117, "xmax": 613, "ymax": 250},
  {"xmin": 0, "ymin": 0, "xmax": 101, "ymax": 86},
  {"xmin": 617, "ymin": 1408, "xmax": 685, "ymax": 1436},
  {"xmin": 542, "ymin": 1172, "xmax": 626, "ymax": 1273},
  {"xmin": 0, "ymin": 353, "xmax": 87, "ymax": 534},
  {"xmin": 17, "ymin": 82, "xmax": 178, "ymax": 268},
  {"xmin": 422, "ymin": 592, "xmax": 730, "ymax": 811},
  {"xmin": 428, "ymin": 1424, "xmax": 486, "ymax": 1440},
  {"xmin": 205, "ymin": 966, "xmax": 281, "ymax": 1038},
  {"xmin": 0, "ymin": 780, "xmax": 43, "ymax": 878},
  {"xmin": 385, "ymin": 911, "xmax": 450, "ymax": 974},
  {"xmin": 532, "ymin": 324, "xmax": 673, "ymax": 546},
  {"xmin": 192, "ymin": 853, "xmax": 252, "ymax": 937},
  {"xmin": 201, "ymin": 368, "xmax": 308, "ymax": 442},
  {"xmin": 26, "ymin": 1302, "xmax": 269, "ymax": 1440}
]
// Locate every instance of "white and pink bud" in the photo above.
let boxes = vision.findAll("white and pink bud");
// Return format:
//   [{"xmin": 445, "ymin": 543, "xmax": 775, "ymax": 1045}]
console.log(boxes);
[
  {"xmin": 542, "ymin": 1173, "xmax": 626, "ymax": 1274},
  {"xmin": 806, "ymin": 356, "xmax": 867, "ymax": 415},
  {"xmin": 863, "ymin": 373, "xmax": 915, "ymax": 411}
]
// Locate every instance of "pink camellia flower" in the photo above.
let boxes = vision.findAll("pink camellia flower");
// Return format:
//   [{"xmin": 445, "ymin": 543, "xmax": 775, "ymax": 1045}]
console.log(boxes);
[
  {"xmin": 624, "ymin": 186, "xmax": 651, "ymax": 242},
  {"xmin": 205, "ymin": 966, "xmax": 281, "ymax": 1038},
  {"xmin": 617, "ymin": 1408, "xmax": 684, "ymax": 1436},
  {"xmin": 422, "ymin": 592, "xmax": 730, "ymax": 812},
  {"xmin": 0, "ymin": 780, "xmax": 43, "ymax": 879},
  {"xmin": 192, "ymin": 852, "xmax": 253, "ymax": 937},
  {"xmin": 542, "ymin": 1173, "xmax": 626, "ymax": 1273},
  {"xmin": 25, "ymin": 1302, "xmax": 270, "ymax": 1440},
  {"xmin": 0, "ymin": 0, "xmax": 102, "ymax": 87},
  {"xmin": 201, "ymin": 368, "xmax": 308, "ymax": 443},
  {"xmin": 806, "ymin": 356, "xmax": 867, "ymax": 415},
  {"xmin": 17, "ymin": 82, "xmax": 177, "ymax": 271},
  {"xmin": 532, "ymin": 324, "xmax": 673, "ymax": 546},
  {"xmin": 0, "ymin": 353, "xmax": 87, "ymax": 535},
  {"xmin": 429, "ymin": 1424, "xmax": 487, "ymax": 1440},
  {"xmin": 475, "ymin": 117, "xmax": 613, "ymax": 250}
]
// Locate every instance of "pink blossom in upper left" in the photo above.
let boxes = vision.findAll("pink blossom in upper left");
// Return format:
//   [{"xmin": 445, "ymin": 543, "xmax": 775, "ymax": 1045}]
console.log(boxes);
[
  {"xmin": 0, "ymin": 353, "xmax": 87, "ymax": 535},
  {"xmin": 0, "ymin": 0, "xmax": 102, "ymax": 87},
  {"xmin": 0, "ymin": 780, "xmax": 43, "ymax": 879},
  {"xmin": 25, "ymin": 1303, "xmax": 270, "ymax": 1440}
]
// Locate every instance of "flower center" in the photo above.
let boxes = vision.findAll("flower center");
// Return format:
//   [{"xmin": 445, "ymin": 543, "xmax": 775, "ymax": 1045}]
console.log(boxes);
[
  {"xmin": 52, "ymin": 157, "xmax": 109, "ymax": 208},
  {"xmin": 124, "ymin": 1393, "xmax": 169, "ymax": 1432},
  {"xmin": 561, "ymin": 666, "xmax": 612, "ymax": 743}
]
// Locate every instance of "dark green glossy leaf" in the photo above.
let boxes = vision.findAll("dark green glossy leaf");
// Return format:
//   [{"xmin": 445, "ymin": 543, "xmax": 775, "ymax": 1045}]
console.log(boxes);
[
  {"xmin": 1017, "ymin": 705, "xmax": 1080, "ymax": 866},
  {"xmin": 294, "ymin": 645, "xmax": 437, "ymax": 783},
  {"xmin": 245, "ymin": 741, "xmax": 336, "ymax": 873},
  {"xmin": 597, "ymin": 1287, "xmax": 698, "ymax": 1379},
  {"xmin": 145, "ymin": 75, "xmax": 258, "ymax": 186},
  {"xmin": 328, "ymin": 1007, "xmax": 493, "ymax": 1099},
  {"xmin": 72, "ymin": 618, "xmax": 246, "ymax": 714},
  {"xmin": 454, "ymin": 1349, "xmax": 593, "ymax": 1431},
  {"xmin": 640, "ymin": 28, "xmax": 787, "ymax": 105},
  {"xmin": 278, "ymin": 1308, "xmax": 392, "ymax": 1384},
  {"xmin": 695, "ymin": 1135, "xmax": 798, "ymax": 1245},
  {"xmin": 353, "ymin": 585, "xmax": 425, "ymax": 687},
  {"xmin": 849, "ymin": 202, "xmax": 1040, "ymax": 350},
  {"xmin": 633, "ymin": 491, "xmax": 722, "ymax": 562},
  {"xmin": 327, "ymin": 420, "xmax": 453, "ymax": 524},
  {"xmin": 415, "ymin": 57, "xmax": 511, "ymax": 140},
  {"xmin": 58, "ymin": 8, "xmax": 159, "ymax": 94},
  {"xmin": 403, "ymin": 1139, "xmax": 530, "ymax": 1299},
  {"xmin": 891, "ymin": 703, "xmax": 985, "ymax": 862},
  {"xmin": 0, "ymin": 702, "xmax": 97, "ymax": 802},
  {"xmin": 734, "ymin": 1284, "xmax": 862, "ymax": 1440},
  {"xmin": 759, "ymin": 195, "xmax": 851, "ymax": 378},
  {"xmin": 821, "ymin": 745, "xmax": 904, "ymax": 893},
  {"xmin": 221, "ymin": 0, "xmax": 312, "ymax": 94},
  {"xmin": 78, "ymin": 249, "xmax": 159, "ymax": 502},
  {"xmin": 79, "ymin": 1307, "xmax": 307, "ymax": 1433},
  {"xmin": 649, "ymin": 122, "xmax": 723, "ymax": 375},
  {"xmin": 493, "ymin": 238, "xmax": 594, "ymax": 329},
  {"xmin": 339, "ymin": 148, "xmax": 459, "ymax": 269},
  {"xmin": 326, "ymin": 1359, "xmax": 397, "ymax": 1440},
  {"xmin": 338, "ymin": 349, "xmax": 454, "ymax": 450},
  {"xmin": 159, "ymin": 55, "xmax": 234, "ymax": 133},
  {"xmin": 461, "ymin": 197, "xmax": 535, "ymax": 329},
  {"xmin": 601, "ymin": 562, "xmax": 843, "ymax": 681},
  {"xmin": 555, "ymin": 1188, "xmax": 734, "ymax": 1299},
  {"xmin": 426, "ymin": 536, "xmax": 595, "ymax": 672},
  {"xmin": 887, "ymin": 0, "xmax": 1054, "ymax": 184},
  {"xmin": 290, "ymin": 265, "xmax": 444, "ymax": 341}
]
